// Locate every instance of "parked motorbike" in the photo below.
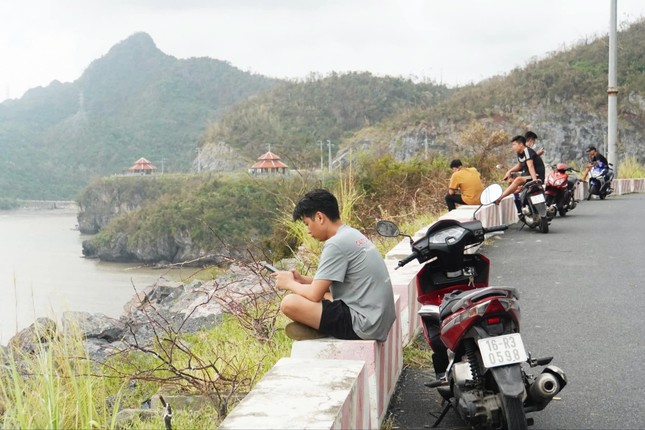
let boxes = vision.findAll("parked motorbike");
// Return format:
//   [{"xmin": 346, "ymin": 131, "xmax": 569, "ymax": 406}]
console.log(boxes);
[
  {"xmin": 587, "ymin": 161, "xmax": 614, "ymax": 200},
  {"xmin": 516, "ymin": 179, "xmax": 549, "ymax": 233},
  {"xmin": 376, "ymin": 184, "xmax": 566, "ymax": 430},
  {"xmin": 544, "ymin": 163, "xmax": 580, "ymax": 219}
]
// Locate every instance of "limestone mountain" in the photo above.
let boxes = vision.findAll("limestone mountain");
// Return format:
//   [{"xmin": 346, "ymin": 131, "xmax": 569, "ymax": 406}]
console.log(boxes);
[
  {"xmin": 341, "ymin": 18, "xmax": 645, "ymax": 170},
  {"xmin": 0, "ymin": 32, "xmax": 279, "ymax": 199},
  {"xmin": 198, "ymin": 18, "xmax": 645, "ymax": 173}
]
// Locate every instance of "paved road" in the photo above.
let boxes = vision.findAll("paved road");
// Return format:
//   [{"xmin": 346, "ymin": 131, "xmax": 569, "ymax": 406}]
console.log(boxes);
[{"xmin": 388, "ymin": 193, "xmax": 645, "ymax": 429}]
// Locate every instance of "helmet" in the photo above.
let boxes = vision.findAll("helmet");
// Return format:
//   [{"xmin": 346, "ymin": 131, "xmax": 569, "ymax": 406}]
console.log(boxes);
[{"xmin": 556, "ymin": 163, "xmax": 568, "ymax": 171}]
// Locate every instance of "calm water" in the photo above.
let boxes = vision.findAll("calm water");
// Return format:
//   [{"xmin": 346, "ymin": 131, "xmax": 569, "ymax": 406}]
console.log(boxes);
[{"xmin": 0, "ymin": 208, "xmax": 175, "ymax": 345}]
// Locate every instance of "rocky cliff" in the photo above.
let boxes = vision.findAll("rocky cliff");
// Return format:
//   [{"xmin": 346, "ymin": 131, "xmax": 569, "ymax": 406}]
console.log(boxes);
[
  {"xmin": 81, "ymin": 229, "xmax": 219, "ymax": 266},
  {"xmin": 77, "ymin": 174, "xmax": 276, "ymax": 266},
  {"xmin": 339, "ymin": 99, "xmax": 644, "ymax": 172}
]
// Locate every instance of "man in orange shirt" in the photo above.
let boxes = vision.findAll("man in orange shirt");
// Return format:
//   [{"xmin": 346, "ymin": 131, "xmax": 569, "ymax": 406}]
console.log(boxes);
[{"xmin": 445, "ymin": 159, "xmax": 484, "ymax": 211}]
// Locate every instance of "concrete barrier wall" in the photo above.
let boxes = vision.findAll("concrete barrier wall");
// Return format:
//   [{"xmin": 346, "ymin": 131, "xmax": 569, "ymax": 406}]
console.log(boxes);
[
  {"xmin": 290, "ymin": 296, "xmax": 403, "ymax": 426},
  {"xmin": 218, "ymin": 358, "xmax": 371, "ymax": 430},
  {"xmin": 220, "ymin": 178, "xmax": 644, "ymax": 429}
]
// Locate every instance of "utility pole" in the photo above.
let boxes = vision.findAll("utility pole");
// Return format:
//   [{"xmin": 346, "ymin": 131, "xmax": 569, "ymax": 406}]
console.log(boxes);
[
  {"xmin": 424, "ymin": 130, "xmax": 428, "ymax": 160},
  {"xmin": 607, "ymin": 0, "xmax": 618, "ymax": 169},
  {"xmin": 327, "ymin": 140, "xmax": 332, "ymax": 173},
  {"xmin": 196, "ymin": 148, "xmax": 201, "ymax": 173},
  {"xmin": 160, "ymin": 157, "xmax": 165, "ymax": 174},
  {"xmin": 319, "ymin": 140, "xmax": 324, "ymax": 172}
]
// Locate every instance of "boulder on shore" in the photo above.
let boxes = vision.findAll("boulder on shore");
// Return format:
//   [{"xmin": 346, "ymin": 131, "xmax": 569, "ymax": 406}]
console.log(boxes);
[{"xmin": 5, "ymin": 264, "xmax": 275, "ymax": 363}]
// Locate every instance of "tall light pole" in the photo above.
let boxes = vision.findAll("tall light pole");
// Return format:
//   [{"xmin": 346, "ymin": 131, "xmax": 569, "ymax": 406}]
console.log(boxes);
[
  {"xmin": 318, "ymin": 140, "xmax": 324, "ymax": 171},
  {"xmin": 424, "ymin": 130, "xmax": 428, "ymax": 160},
  {"xmin": 327, "ymin": 140, "xmax": 332, "ymax": 173},
  {"xmin": 607, "ymin": 0, "xmax": 618, "ymax": 168}
]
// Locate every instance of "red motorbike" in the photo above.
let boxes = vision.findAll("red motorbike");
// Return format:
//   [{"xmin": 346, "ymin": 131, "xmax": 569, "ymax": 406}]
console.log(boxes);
[
  {"xmin": 544, "ymin": 163, "xmax": 580, "ymax": 220},
  {"xmin": 376, "ymin": 184, "xmax": 566, "ymax": 429}
]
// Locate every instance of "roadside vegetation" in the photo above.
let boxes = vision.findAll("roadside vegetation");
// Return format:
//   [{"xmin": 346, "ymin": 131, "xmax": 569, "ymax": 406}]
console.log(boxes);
[
  {"xmin": 0, "ymin": 284, "xmax": 292, "ymax": 428},
  {"xmin": 617, "ymin": 156, "xmax": 645, "ymax": 178}
]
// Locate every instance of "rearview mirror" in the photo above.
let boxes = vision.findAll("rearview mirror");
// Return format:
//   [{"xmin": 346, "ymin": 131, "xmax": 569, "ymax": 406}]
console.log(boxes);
[
  {"xmin": 376, "ymin": 220, "xmax": 400, "ymax": 237},
  {"xmin": 480, "ymin": 184, "xmax": 503, "ymax": 205}
]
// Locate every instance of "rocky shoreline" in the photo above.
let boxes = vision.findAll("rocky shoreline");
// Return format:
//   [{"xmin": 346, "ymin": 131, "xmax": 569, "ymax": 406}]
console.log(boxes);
[
  {"xmin": 2, "ymin": 263, "xmax": 271, "ymax": 361},
  {"xmin": 0, "ymin": 262, "xmax": 278, "ymax": 426}
]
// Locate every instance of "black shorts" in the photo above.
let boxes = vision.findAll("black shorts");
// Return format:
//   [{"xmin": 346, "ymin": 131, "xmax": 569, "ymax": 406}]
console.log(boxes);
[{"xmin": 319, "ymin": 300, "xmax": 361, "ymax": 340}]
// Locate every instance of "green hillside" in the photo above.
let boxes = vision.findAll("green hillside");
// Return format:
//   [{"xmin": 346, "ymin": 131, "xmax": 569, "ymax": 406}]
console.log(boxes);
[
  {"xmin": 198, "ymin": 72, "xmax": 452, "ymax": 169},
  {"xmin": 0, "ymin": 33, "xmax": 279, "ymax": 199},
  {"xmin": 196, "ymin": 19, "xmax": 645, "ymax": 171},
  {"xmin": 434, "ymin": 18, "xmax": 645, "ymax": 118}
]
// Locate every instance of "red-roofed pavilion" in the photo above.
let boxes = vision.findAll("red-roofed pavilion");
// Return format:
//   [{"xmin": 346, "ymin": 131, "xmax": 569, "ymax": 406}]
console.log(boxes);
[
  {"xmin": 129, "ymin": 157, "xmax": 157, "ymax": 175},
  {"xmin": 249, "ymin": 151, "xmax": 288, "ymax": 175}
]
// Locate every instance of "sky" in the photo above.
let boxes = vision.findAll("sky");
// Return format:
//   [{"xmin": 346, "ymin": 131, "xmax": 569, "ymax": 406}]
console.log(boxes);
[{"xmin": 1, "ymin": 0, "xmax": 644, "ymax": 103}]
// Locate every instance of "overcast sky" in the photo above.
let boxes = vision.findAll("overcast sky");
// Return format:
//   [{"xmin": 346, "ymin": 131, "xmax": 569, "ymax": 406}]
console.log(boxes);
[{"xmin": 1, "ymin": 0, "xmax": 644, "ymax": 103}]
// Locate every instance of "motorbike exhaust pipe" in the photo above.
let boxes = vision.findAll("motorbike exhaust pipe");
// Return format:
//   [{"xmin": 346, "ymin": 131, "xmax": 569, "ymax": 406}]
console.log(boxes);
[
  {"xmin": 526, "ymin": 366, "xmax": 567, "ymax": 412},
  {"xmin": 546, "ymin": 205, "xmax": 557, "ymax": 217},
  {"xmin": 529, "ymin": 372, "xmax": 560, "ymax": 402}
]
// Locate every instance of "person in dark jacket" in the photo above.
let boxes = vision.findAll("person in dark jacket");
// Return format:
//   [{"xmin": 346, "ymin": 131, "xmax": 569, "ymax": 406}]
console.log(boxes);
[{"xmin": 495, "ymin": 135, "xmax": 545, "ymax": 208}]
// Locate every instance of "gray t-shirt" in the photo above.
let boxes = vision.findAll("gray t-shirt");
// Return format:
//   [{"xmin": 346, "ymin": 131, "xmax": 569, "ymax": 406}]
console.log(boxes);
[{"xmin": 314, "ymin": 224, "xmax": 395, "ymax": 342}]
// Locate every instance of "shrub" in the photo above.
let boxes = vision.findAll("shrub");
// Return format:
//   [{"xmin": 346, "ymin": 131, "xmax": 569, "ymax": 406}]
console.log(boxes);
[{"xmin": 617, "ymin": 156, "xmax": 645, "ymax": 178}]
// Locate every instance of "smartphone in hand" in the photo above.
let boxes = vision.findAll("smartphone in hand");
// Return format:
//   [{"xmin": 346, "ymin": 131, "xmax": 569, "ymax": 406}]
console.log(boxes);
[{"xmin": 262, "ymin": 263, "xmax": 279, "ymax": 273}]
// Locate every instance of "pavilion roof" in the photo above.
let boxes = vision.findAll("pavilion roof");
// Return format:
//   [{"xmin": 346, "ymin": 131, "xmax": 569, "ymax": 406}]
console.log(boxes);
[
  {"xmin": 251, "ymin": 151, "xmax": 288, "ymax": 169},
  {"xmin": 129, "ymin": 157, "xmax": 157, "ymax": 170}
]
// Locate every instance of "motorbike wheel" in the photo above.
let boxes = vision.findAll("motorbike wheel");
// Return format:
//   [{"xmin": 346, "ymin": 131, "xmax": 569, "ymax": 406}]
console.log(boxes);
[
  {"xmin": 539, "ymin": 217, "xmax": 549, "ymax": 233},
  {"xmin": 600, "ymin": 193, "xmax": 606, "ymax": 200},
  {"xmin": 587, "ymin": 184, "xmax": 598, "ymax": 200},
  {"xmin": 558, "ymin": 207, "xmax": 568, "ymax": 217},
  {"xmin": 501, "ymin": 395, "xmax": 528, "ymax": 430}
]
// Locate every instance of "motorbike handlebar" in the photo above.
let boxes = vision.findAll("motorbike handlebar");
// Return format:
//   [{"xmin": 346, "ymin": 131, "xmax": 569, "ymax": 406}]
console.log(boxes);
[
  {"xmin": 397, "ymin": 250, "xmax": 419, "ymax": 268},
  {"xmin": 483, "ymin": 224, "xmax": 509, "ymax": 234}
]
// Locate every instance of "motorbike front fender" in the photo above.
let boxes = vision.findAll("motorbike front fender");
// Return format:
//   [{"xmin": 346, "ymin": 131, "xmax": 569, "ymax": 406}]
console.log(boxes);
[{"xmin": 491, "ymin": 364, "xmax": 524, "ymax": 398}]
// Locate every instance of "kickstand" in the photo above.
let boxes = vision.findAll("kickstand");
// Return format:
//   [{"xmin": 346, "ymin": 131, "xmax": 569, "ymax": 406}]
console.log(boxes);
[{"xmin": 431, "ymin": 400, "xmax": 453, "ymax": 428}]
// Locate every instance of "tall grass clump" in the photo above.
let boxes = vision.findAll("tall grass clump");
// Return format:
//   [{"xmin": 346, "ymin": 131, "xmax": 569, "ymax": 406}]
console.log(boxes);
[
  {"xmin": 0, "ymin": 322, "xmax": 123, "ymax": 429},
  {"xmin": 617, "ymin": 156, "xmax": 645, "ymax": 178},
  {"xmin": 0, "ymin": 304, "xmax": 292, "ymax": 428}
]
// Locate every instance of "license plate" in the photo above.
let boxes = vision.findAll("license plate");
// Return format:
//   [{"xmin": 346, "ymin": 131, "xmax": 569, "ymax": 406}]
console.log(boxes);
[
  {"xmin": 478, "ymin": 334, "xmax": 527, "ymax": 368},
  {"xmin": 530, "ymin": 193, "xmax": 545, "ymax": 204}
]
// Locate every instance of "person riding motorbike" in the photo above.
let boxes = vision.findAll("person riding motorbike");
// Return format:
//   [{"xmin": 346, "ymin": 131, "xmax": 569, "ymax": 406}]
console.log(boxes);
[
  {"xmin": 495, "ymin": 135, "xmax": 546, "ymax": 219},
  {"xmin": 582, "ymin": 145, "xmax": 613, "ymax": 191}
]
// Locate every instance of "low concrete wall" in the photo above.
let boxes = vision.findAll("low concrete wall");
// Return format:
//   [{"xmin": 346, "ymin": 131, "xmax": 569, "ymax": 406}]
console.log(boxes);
[
  {"xmin": 218, "ymin": 358, "xmax": 370, "ymax": 429},
  {"xmin": 220, "ymin": 178, "xmax": 644, "ymax": 429}
]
